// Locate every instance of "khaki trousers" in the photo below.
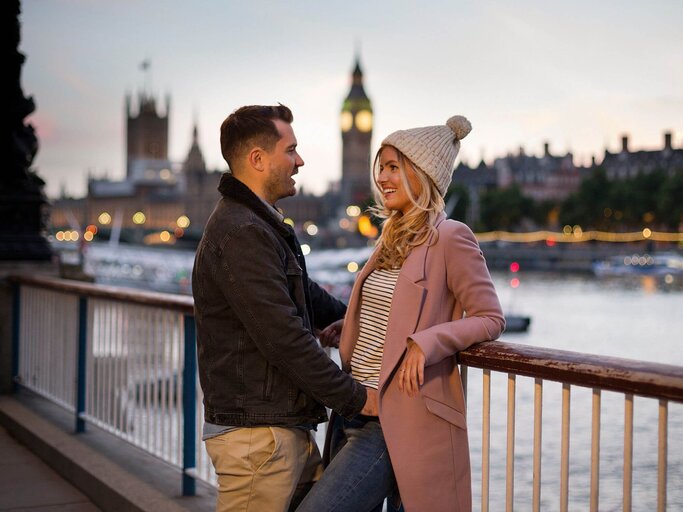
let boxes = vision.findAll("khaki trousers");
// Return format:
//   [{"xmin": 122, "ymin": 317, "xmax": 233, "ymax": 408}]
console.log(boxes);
[{"xmin": 205, "ymin": 427, "xmax": 323, "ymax": 512}]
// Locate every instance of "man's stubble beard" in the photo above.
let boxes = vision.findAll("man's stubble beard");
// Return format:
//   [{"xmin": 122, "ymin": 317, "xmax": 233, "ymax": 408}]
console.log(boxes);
[{"xmin": 264, "ymin": 168, "xmax": 297, "ymax": 204}]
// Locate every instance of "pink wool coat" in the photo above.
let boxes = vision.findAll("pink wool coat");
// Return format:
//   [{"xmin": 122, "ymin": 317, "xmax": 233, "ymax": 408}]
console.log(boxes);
[{"xmin": 339, "ymin": 214, "xmax": 505, "ymax": 511}]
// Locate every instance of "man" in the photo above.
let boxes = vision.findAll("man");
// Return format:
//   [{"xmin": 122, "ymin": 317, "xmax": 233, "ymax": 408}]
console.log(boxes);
[{"xmin": 192, "ymin": 104, "xmax": 369, "ymax": 512}]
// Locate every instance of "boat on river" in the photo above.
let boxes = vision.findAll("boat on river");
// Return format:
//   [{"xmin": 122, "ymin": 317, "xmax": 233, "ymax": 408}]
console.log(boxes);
[
  {"xmin": 592, "ymin": 252, "xmax": 683, "ymax": 279},
  {"xmin": 504, "ymin": 314, "xmax": 531, "ymax": 333}
]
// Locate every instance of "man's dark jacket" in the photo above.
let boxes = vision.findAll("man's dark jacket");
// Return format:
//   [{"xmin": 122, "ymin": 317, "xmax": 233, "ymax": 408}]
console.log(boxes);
[{"xmin": 192, "ymin": 174, "xmax": 366, "ymax": 427}]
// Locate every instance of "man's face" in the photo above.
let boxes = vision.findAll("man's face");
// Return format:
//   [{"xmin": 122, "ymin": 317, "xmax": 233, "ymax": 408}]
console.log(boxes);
[{"xmin": 262, "ymin": 119, "xmax": 305, "ymax": 204}]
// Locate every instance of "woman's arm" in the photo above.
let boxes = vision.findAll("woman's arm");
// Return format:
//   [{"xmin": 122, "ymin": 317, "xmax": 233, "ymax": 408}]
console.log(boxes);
[{"xmin": 409, "ymin": 221, "xmax": 505, "ymax": 367}]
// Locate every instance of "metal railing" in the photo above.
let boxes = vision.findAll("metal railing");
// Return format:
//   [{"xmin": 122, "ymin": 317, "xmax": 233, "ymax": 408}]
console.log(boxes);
[
  {"xmin": 10, "ymin": 274, "xmax": 214, "ymax": 494},
  {"xmin": 459, "ymin": 343, "xmax": 683, "ymax": 511},
  {"xmin": 9, "ymin": 274, "xmax": 683, "ymax": 509}
]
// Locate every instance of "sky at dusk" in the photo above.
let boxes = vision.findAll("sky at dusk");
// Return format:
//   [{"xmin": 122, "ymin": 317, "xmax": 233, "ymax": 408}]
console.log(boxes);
[{"xmin": 19, "ymin": 0, "xmax": 683, "ymax": 199}]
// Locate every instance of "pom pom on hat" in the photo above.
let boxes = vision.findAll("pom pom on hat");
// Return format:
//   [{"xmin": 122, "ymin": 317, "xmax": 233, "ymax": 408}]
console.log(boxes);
[
  {"xmin": 446, "ymin": 115, "xmax": 472, "ymax": 140},
  {"xmin": 381, "ymin": 115, "xmax": 472, "ymax": 196}
]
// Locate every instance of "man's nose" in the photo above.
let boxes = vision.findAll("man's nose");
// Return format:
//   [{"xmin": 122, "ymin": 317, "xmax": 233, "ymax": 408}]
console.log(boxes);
[{"xmin": 295, "ymin": 153, "xmax": 304, "ymax": 167}]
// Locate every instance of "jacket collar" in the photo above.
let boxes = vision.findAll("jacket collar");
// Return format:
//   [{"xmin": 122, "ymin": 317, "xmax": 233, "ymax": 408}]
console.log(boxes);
[{"xmin": 218, "ymin": 173, "xmax": 293, "ymax": 240}]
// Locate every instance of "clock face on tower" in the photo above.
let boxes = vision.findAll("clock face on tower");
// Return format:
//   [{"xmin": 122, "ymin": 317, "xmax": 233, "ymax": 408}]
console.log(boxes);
[
  {"xmin": 355, "ymin": 110, "xmax": 373, "ymax": 132},
  {"xmin": 341, "ymin": 111, "xmax": 353, "ymax": 132}
]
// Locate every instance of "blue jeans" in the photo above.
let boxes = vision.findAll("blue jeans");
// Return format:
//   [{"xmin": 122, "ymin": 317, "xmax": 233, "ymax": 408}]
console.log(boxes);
[{"xmin": 296, "ymin": 414, "xmax": 403, "ymax": 512}]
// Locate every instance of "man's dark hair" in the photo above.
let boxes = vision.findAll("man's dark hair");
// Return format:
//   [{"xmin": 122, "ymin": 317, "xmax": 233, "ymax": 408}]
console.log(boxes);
[{"xmin": 220, "ymin": 104, "xmax": 293, "ymax": 171}]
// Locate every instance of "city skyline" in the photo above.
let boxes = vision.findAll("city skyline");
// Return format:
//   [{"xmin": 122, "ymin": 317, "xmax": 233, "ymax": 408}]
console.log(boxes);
[{"xmin": 20, "ymin": 0, "xmax": 683, "ymax": 199}]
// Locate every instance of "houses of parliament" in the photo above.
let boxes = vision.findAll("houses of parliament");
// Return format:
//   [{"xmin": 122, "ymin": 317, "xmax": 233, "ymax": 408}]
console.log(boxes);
[
  {"xmin": 51, "ymin": 57, "xmax": 376, "ymax": 248},
  {"xmin": 50, "ymin": 57, "xmax": 682, "ymax": 246}
]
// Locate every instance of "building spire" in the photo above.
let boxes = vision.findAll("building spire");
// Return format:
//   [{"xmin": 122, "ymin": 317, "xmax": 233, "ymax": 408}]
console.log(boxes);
[
  {"xmin": 183, "ymin": 118, "xmax": 206, "ymax": 174},
  {"xmin": 139, "ymin": 58, "xmax": 151, "ymax": 97}
]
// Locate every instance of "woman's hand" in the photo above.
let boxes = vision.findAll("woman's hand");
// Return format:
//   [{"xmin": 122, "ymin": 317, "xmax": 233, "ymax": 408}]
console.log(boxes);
[
  {"xmin": 319, "ymin": 319, "xmax": 344, "ymax": 348},
  {"xmin": 398, "ymin": 339, "xmax": 425, "ymax": 397}
]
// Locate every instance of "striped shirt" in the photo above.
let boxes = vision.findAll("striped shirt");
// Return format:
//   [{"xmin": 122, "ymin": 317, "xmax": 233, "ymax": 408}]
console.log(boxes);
[{"xmin": 350, "ymin": 268, "xmax": 401, "ymax": 389}]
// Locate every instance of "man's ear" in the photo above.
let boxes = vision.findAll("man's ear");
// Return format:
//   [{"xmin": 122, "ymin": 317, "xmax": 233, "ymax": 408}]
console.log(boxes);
[{"xmin": 248, "ymin": 148, "xmax": 266, "ymax": 172}]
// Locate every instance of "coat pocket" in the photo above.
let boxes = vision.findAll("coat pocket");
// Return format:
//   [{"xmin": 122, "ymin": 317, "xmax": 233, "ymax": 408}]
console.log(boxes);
[{"xmin": 424, "ymin": 396, "xmax": 467, "ymax": 430}]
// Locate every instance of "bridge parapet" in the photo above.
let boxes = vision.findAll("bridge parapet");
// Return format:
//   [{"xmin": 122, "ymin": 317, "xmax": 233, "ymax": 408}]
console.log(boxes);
[{"xmin": 6, "ymin": 274, "xmax": 683, "ymax": 510}]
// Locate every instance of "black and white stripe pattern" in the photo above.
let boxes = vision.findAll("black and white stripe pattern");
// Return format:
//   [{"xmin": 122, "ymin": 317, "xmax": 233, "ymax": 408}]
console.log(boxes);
[{"xmin": 350, "ymin": 268, "xmax": 401, "ymax": 389}]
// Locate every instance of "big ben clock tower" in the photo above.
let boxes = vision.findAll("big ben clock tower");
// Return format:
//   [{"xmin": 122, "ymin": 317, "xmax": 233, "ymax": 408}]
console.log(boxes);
[{"xmin": 340, "ymin": 56, "xmax": 373, "ymax": 207}]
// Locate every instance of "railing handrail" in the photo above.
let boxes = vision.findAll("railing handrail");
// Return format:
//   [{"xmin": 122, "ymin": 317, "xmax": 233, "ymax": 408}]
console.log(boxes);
[
  {"xmin": 459, "ymin": 341, "xmax": 683, "ymax": 403},
  {"xmin": 8, "ymin": 274, "xmax": 194, "ymax": 313},
  {"xmin": 10, "ymin": 274, "xmax": 683, "ymax": 403}
]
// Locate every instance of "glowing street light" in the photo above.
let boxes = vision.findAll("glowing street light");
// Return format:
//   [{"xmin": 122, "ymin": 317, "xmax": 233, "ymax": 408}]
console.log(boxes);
[
  {"xmin": 98, "ymin": 212, "xmax": 112, "ymax": 225},
  {"xmin": 357, "ymin": 215, "xmax": 378, "ymax": 238},
  {"xmin": 177, "ymin": 215, "xmax": 190, "ymax": 228},
  {"xmin": 346, "ymin": 205, "xmax": 361, "ymax": 217},
  {"xmin": 304, "ymin": 223, "xmax": 318, "ymax": 236}
]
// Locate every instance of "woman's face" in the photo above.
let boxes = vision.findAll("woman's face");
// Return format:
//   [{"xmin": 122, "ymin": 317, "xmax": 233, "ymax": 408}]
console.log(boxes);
[{"xmin": 377, "ymin": 146, "xmax": 422, "ymax": 214}]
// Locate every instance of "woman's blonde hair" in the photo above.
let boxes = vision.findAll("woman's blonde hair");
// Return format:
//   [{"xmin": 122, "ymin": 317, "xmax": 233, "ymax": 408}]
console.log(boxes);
[{"xmin": 370, "ymin": 145, "xmax": 445, "ymax": 270}]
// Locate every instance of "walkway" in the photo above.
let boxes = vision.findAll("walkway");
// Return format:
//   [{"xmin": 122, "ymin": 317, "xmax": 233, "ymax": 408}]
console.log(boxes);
[
  {"xmin": 0, "ymin": 394, "xmax": 214, "ymax": 512},
  {"xmin": 0, "ymin": 424, "xmax": 100, "ymax": 511}
]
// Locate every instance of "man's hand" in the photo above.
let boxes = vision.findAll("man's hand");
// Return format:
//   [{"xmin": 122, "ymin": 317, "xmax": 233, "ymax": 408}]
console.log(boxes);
[
  {"xmin": 398, "ymin": 339, "xmax": 426, "ymax": 397},
  {"xmin": 319, "ymin": 319, "xmax": 344, "ymax": 348},
  {"xmin": 360, "ymin": 387, "xmax": 378, "ymax": 416}
]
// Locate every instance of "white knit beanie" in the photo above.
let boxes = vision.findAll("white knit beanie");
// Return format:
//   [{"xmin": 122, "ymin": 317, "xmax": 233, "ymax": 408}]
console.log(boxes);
[{"xmin": 381, "ymin": 115, "xmax": 472, "ymax": 196}]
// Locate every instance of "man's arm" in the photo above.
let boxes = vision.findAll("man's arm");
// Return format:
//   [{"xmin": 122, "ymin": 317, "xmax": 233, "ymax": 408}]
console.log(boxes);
[
  {"xmin": 215, "ymin": 223, "xmax": 365, "ymax": 418},
  {"xmin": 308, "ymin": 278, "xmax": 346, "ymax": 331}
]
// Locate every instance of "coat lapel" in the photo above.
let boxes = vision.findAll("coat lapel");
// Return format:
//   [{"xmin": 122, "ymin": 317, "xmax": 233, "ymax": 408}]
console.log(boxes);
[
  {"xmin": 377, "ymin": 241, "xmax": 429, "ymax": 393},
  {"xmin": 377, "ymin": 215, "xmax": 447, "ymax": 393},
  {"xmin": 342, "ymin": 213, "xmax": 447, "ymax": 391}
]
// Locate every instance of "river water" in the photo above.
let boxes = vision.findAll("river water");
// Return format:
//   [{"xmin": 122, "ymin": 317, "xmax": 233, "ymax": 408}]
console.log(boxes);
[
  {"xmin": 468, "ymin": 272, "xmax": 683, "ymax": 511},
  {"xmin": 72, "ymin": 243, "xmax": 682, "ymax": 510}
]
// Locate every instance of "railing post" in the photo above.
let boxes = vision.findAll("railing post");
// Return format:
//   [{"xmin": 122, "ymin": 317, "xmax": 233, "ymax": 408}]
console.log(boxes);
[
  {"xmin": 560, "ymin": 383, "xmax": 571, "ymax": 512},
  {"xmin": 657, "ymin": 399, "xmax": 668, "ymax": 512},
  {"xmin": 182, "ymin": 314, "xmax": 197, "ymax": 496},
  {"xmin": 623, "ymin": 394, "xmax": 634, "ymax": 512},
  {"xmin": 533, "ymin": 378, "xmax": 543, "ymax": 512},
  {"xmin": 76, "ymin": 296, "xmax": 88, "ymax": 433},
  {"xmin": 11, "ymin": 283, "xmax": 21, "ymax": 392},
  {"xmin": 506, "ymin": 373, "xmax": 516, "ymax": 512},
  {"xmin": 482, "ymin": 369, "xmax": 491, "ymax": 512}
]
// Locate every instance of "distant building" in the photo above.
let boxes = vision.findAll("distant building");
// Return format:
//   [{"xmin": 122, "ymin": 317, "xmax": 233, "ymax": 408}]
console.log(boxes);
[
  {"xmin": 340, "ymin": 56, "xmax": 373, "ymax": 207},
  {"xmin": 493, "ymin": 143, "xmax": 585, "ymax": 202},
  {"xmin": 600, "ymin": 132, "xmax": 683, "ymax": 180},
  {"xmin": 279, "ymin": 55, "xmax": 376, "ymax": 247},
  {"xmin": 451, "ymin": 133, "xmax": 681, "ymax": 226},
  {"xmin": 51, "ymin": 92, "xmax": 223, "ymax": 242},
  {"xmin": 50, "ymin": 59, "xmax": 680, "ymax": 241},
  {"xmin": 51, "ymin": 55, "xmax": 377, "ymax": 248},
  {"xmin": 125, "ymin": 91, "xmax": 170, "ymax": 178},
  {"xmin": 182, "ymin": 124, "xmax": 223, "ymax": 235},
  {"xmin": 452, "ymin": 142, "xmax": 586, "ymax": 225},
  {"xmin": 454, "ymin": 143, "xmax": 583, "ymax": 200},
  {"xmin": 452, "ymin": 160, "xmax": 497, "ymax": 227}
]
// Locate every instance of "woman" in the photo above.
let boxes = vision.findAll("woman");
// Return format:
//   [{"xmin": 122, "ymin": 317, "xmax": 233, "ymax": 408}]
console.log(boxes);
[{"xmin": 298, "ymin": 115, "xmax": 505, "ymax": 512}]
